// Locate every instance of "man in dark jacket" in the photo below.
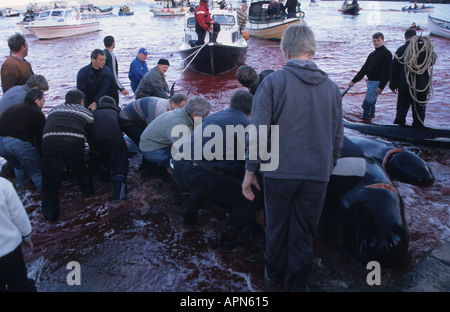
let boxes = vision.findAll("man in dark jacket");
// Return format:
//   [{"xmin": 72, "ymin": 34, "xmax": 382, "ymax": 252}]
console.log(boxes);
[
  {"xmin": 90, "ymin": 96, "xmax": 129, "ymax": 202},
  {"xmin": 40, "ymin": 89, "xmax": 95, "ymax": 221},
  {"xmin": 236, "ymin": 65, "xmax": 274, "ymax": 95},
  {"xmin": 242, "ymin": 24, "xmax": 343, "ymax": 291},
  {"xmin": 285, "ymin": 0, "xmax": 298, "ymax": 18},
  {"xmin": 103, "ymin": 35, "xmax": 129, "ymax": 106},
  {"xmin": 171, "ymin": 90, "xmax": 263, "ymax": 250},
  {"xmin": 135, "ymin": 59, "xmax": 170, "ymax": 100},
  {"xmin": 390, "ymin": 29, "xmax": 433, "ymax": 128},
  {"xmin": 76, "ymin": 49, "xmax": 111, "ymax": 111},
  {"xmin": 349, "ymin": 32, "xmax": 392, "ymax": 123},
  {"xmin": 0, "ymin": 89, "xmax": 45, "ymax": 191}
]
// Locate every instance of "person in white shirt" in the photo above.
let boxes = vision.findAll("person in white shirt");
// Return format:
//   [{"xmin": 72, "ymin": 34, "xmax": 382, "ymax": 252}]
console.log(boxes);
[{"xmin": 0, "ymin": 177, "xmax": 35, "ymax": 291}]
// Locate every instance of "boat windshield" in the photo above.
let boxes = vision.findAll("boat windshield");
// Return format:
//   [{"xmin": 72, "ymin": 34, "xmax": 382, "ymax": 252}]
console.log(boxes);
[
  {"xmin": 187, "ymin": 17, "xmax": 195, "ymax": 28},
  {"xmin": 38, "ymin": 11, "xmax": 51, "ymax": 19},
  {"xmin": 212, "ymin": 14, "xmax": 235, "ymax": 26},
  {"xmin": 65, "ymin": 10, "xmax": 72, "ymax": 18},
  {"xmin": 51, "ymin": 10, "xmax": 64, "ymax": 17}
]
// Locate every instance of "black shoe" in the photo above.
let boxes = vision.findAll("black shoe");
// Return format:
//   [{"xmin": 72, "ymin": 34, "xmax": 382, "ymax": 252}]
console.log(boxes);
[
  {"xmin": 189, "ymin": 40, "xmax": 197, "ymax": 47},
  {"xmin": 112, "ymin": 181, "xmax": 127, "ymax": 202},
  {"xmin": 264, "ymin": 267, "xmax": 283, "ymax": 288},
  {"xmin": 217, "ymin": 224, "xmax": 241, "ymax": 250}
]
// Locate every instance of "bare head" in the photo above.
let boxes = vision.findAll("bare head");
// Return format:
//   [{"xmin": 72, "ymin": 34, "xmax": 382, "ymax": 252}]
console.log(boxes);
[{"xmin": 280, "ymin": 24, "xmax": 316, "ymax": 60}]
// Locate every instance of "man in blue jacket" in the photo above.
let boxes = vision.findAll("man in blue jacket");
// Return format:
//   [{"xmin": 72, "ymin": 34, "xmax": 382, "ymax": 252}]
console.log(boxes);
[
  {"xmin": 128, "ymin": 48, "xmax": 149, "ymax": 94},
  {"xmin": 76, "ymin": 49, "xmax": 111, "ymax": 111}
]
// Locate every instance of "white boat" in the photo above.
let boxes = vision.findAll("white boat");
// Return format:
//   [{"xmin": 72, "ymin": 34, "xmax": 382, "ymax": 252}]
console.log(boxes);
[
  {"xmin": 428, "ymin": 15, "xmax": 450, "ymax": 39},
  {"xmin": 150, "ymin": 0, "xmax": 191, "ymax": 16},
  {"xmin": 3, "ymin": 8, "xmax": 21, "ymax": 17},
  {"xmin": 80, "ymin": 5, "xmax": 114, "ymax": 17},
  {"xmin": 179, "ymin": 9, "xmax": 248, "ymax": 75},
  {"xmin": 25, "ymin": 7, "xmax": 100, "ymax": 40},
  {"xmin": 246, "ymin": 1, "xmax": 304, "ymax": 40}
]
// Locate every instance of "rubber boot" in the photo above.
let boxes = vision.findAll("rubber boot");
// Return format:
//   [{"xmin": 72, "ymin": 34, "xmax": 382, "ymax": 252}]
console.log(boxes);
[
  {"xmin": 211, "ymin": 31, "xmax": 218, "ymax": 43},
  {"xmin": 112, "ymin": 176, "xmax": 127, "ymax": 202},
  {"xmin": 182, "ymin": 202, "xmax": 199, "ymax": 226},
  {"xmin": 217, "ymin": 223, "xmax": 241, "ymax": 250}
]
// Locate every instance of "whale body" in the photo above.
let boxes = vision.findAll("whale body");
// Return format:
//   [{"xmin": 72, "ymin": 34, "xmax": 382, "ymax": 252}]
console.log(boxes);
[{"xmin": 324, "ymin": 137, "xmax": 409, "ymax": 268}]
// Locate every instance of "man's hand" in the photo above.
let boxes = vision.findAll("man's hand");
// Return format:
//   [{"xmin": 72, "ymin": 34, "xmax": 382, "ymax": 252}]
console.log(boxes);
[
  {"xmin": 121, "ymin": 89, "xmax": 129, "ymax": 96},
  {"xmin": 242, "ymin": 170, "xmax": 260, "ymax": 201},
  {"xmin": 376, "ymin": 88, "xmax": 383, "ymax": 95},
  {"xmin": 88, "ymin": 102, "xmax": 97, "ymax": 111}
]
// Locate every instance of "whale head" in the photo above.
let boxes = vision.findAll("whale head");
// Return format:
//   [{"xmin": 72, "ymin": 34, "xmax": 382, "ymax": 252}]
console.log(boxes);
[{"xmin": 385, "ymin": 150, "xmax": 435, "ymax": 187}]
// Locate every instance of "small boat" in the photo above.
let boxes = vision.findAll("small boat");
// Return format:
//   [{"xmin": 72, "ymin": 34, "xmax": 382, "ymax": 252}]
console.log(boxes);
[
  {"xmin": 178, "ymin": 9, "xmax": 248, "ymax": 75},
  {"xmin": 3, "ymin": 8, "xmax": 21, "ymax": 17},
  {"xmin": 402, "ymin": 6, "xmax": 434, "ymax": 13},
  {"xmin": 246, "ymin": 1, "xmax": 304, "ymax": 40},
  {"xmin": 80, "ymin": 5, "xmax": 114, "ymax": 17},
  {"xmin": 428, "ymin": 15, "xmax": 450, "ymax": 39},
  {"xmin": 118, "ymin": 5, "xmax": 134, "ymax": 16},
  {"xmin": 25, "ymin": 7, "xmax": 100, "ymax": 40},
  {"xmin": 150, "ymin": 0, "xmax": 191, "ymax": 16},
  {"xmin": 17, "ymin": 8, "xmax": 42, "ymax": 35},
  {"xmin": 340, "ymin": 3, "xmax": 360, "ymax": 15}
]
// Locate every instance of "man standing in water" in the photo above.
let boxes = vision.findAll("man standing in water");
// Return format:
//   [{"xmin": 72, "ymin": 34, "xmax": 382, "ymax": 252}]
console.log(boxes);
[
  {"xmin": 76, "ymin": 49, "xmax": 111, "ymax": 111},
  {"xmin": 242, "ymin": 24, "xmax": 343, "ymax": 291},
  {"xmin": 103, "ymin": 35, "xmax": 129, "ymax": 106},
  {"xmin": 1, "ymin": 33, "xmax": 34, "ymax": 93},
  {"xmin": 349, "ymin": 32, "xmax": 392, "ymax": 123}
]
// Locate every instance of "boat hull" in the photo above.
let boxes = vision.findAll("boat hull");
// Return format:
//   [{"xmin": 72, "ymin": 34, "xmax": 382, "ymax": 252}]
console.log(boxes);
[
  {"xmin": 402, "ymin": 6, "xmax": 434, "ymax": 13},
  {"xmin": 246, "ymin": 18, "xmax": 301, "ymax": 40},
  {"xmin": 25, "ymin": 22, "xmax": 100, "ymax": 39},
  {"xmin": 118, "ymin": 11, "xmax": 134, "ymax": 16},
  {"xmin": 179, "ymin": 43, "xmax": 247, "ymax": 75},
  {"xmin": 341, "ymin": 4, "xmax": 360, "ymax": 15},
  {"xmin": 152, "ymin": 7, "xmax": 190, "ymax": 16},
  {"xmin": 428, "ymin": 15, "xmax": 450, "ymax": 39},
  {"xmin": 17, "ymin": 21, "xmax": 33, "ymax": 35}
]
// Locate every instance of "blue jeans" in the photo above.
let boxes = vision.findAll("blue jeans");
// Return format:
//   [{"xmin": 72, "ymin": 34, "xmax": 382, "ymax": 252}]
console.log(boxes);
[
  {"xmin": 0, "ymin": 137, "xmax": 42, "ymax": 190},
  {"xmin": 362, "ymin": 80, "xmax": 380, "ymax": 120},
  {"xmin": 142, "ymin": 148, "xmax": 172, "ymax": 168}
]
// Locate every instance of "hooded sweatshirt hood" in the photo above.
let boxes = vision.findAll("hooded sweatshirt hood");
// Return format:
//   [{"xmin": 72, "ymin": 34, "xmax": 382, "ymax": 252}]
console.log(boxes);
[{"xmin": 283, "ymin": 59, "xmax": 329, "ymax": 86}]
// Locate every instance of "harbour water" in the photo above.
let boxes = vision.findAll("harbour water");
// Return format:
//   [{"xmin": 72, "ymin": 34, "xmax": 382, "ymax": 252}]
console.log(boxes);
[{"xmin": 0, "ymin": 1, "xmax": 449, "ymax": 293}]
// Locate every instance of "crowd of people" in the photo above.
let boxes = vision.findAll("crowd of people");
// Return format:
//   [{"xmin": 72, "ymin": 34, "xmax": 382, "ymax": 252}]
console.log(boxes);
[{"xmin": 0, "ymin": 15, "xmax": 435, "ymax": 291}]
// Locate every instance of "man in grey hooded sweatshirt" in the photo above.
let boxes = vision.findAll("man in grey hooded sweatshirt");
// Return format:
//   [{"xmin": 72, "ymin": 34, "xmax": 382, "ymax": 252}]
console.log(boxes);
[{"xmin": 242, "ymin": 24, "xmax": 343, "ymax": 291}]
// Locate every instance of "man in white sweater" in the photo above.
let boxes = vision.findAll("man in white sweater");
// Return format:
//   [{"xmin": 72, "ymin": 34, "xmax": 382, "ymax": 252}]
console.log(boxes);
[{"xmin": 0, "ymin": 177, "xmax": 35, "ymax": 291}]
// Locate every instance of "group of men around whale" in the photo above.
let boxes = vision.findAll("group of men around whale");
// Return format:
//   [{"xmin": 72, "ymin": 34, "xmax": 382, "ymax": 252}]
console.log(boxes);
[{"xmin": 0, "ymin": 24, "xmax": 436, "ymax": 292}]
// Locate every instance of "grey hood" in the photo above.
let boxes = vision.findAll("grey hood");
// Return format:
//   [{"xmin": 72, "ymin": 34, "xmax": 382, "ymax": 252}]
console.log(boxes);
[{"xmin": 283, "ymin": 59, "xmax": 329, "ymax": 86}]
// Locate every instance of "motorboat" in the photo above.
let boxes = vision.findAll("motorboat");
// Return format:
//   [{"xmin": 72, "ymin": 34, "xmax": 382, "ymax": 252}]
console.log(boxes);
[
  {"xmin": 178, "ymin": 9, "xmax": 248, "ymax": 75},
  {"xmin": 340, "ymin": 2, "xmax": 360, "ymax": 15},
  {"xmin": 80, "ymin": 5, "xmax": 114, "ymax": 17},
  {"xmin": 428, "ymin": 15, "xmax": 450, "ymax": 39},
  {"xmin": 150, "ymin": 0, "xmax": 191, "ymax": 16},
  {"xmin": 3, "ymin": 8, "xmax": 21, "ymax": 17},
  {"xmin": 402, "ymin": 5, "xmax": 434, "ymax": 13},
  {"xmin": 24, "ymin": 7, "xmax": 100, "ymax": 40},
  {"xmin": 118, "ymin": 5, "xmax": 134, "ymax": 16},
  {"xmin": 246, "ymin": 1, "xmax": 304, "ymax": 40}
]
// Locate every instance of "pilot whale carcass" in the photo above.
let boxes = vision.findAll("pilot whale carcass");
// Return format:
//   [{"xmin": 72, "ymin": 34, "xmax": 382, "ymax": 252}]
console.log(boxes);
[
  {"xmin": 347, "ymin": 135, "xmax": 435, "ymax": 186},
  {"xmin": 324, "ymin": 137, "xmax": 409, "ymax": 268}
]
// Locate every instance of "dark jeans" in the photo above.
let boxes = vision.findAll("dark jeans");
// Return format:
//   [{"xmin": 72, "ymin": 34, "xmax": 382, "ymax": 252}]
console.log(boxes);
[
  {"xmin": 41, "ymin": 140, "xmax": 94, "ymax": 221},
  {"xmin": 118, "ymin": 117, "xmax": 145, "ymax": 148},
  {"xmin": 263, "ymin": 177, "xmax": 328, "ymax": 290},
  {"xmin": 394, "ymin": 90, "xmax": 427, "ymax": 127},
  {"xmin": 171, "ymin": 159, "xmax": 262, "ymax": 229},
  {"xmin": 93, "ymin": 145, "xmax": 129, "ymax": 182},
  {"xmin": 195, "ymin": 22, "xmax": 221, "ymax": 45},
  {"xmin": 0, "ymin": 245, "xmax": 36, "ymax": 292}
]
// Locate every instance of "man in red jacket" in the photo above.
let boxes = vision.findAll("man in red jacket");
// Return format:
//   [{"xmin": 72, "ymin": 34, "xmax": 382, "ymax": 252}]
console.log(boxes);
[{"xmin": 190, "ymin": 0, "xmax": 221, "ymax": 46}]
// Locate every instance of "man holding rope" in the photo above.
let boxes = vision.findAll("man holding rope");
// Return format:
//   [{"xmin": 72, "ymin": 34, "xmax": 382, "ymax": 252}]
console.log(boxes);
[
  {"xmin": 190, "ymin": 0, "xmax": 221, "ymax": 47},
  {"xmin": 390, "ymin": 29, "xmax": 436, "ymax": 128}
]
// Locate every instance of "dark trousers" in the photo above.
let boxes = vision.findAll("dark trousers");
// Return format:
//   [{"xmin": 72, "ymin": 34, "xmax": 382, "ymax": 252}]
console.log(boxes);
[
  {"xmin": 106, "ymin": 87, "xmax": 120, "ymax": 106},
  {"xmin": 118, "ymin": 117, "xmax": 145, "ymax": 148},
  {"xmin": 0, "ymin": 245, "xmax": 36, "ymax": 292},
  {"xmin": 263, "ymin": 177, "xmax": 328, "ymax": 290},
  {"xmin": 195, "ymin": 22, "xmax": 221, "ymax": 45},
  {"xmin": 394, "ymin": 90, "xmax": 427, "ymax": 127},
  {"xmin": 172, "ymin": 160, "xmax": 262, "ymax": 229},
  {"xmin": 41, "ymin": 140, "xmax": 94, "ymax": 221},
  {"xmin": 95, "ymin": 145, "xmax": 129, "ymax": 182}
]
